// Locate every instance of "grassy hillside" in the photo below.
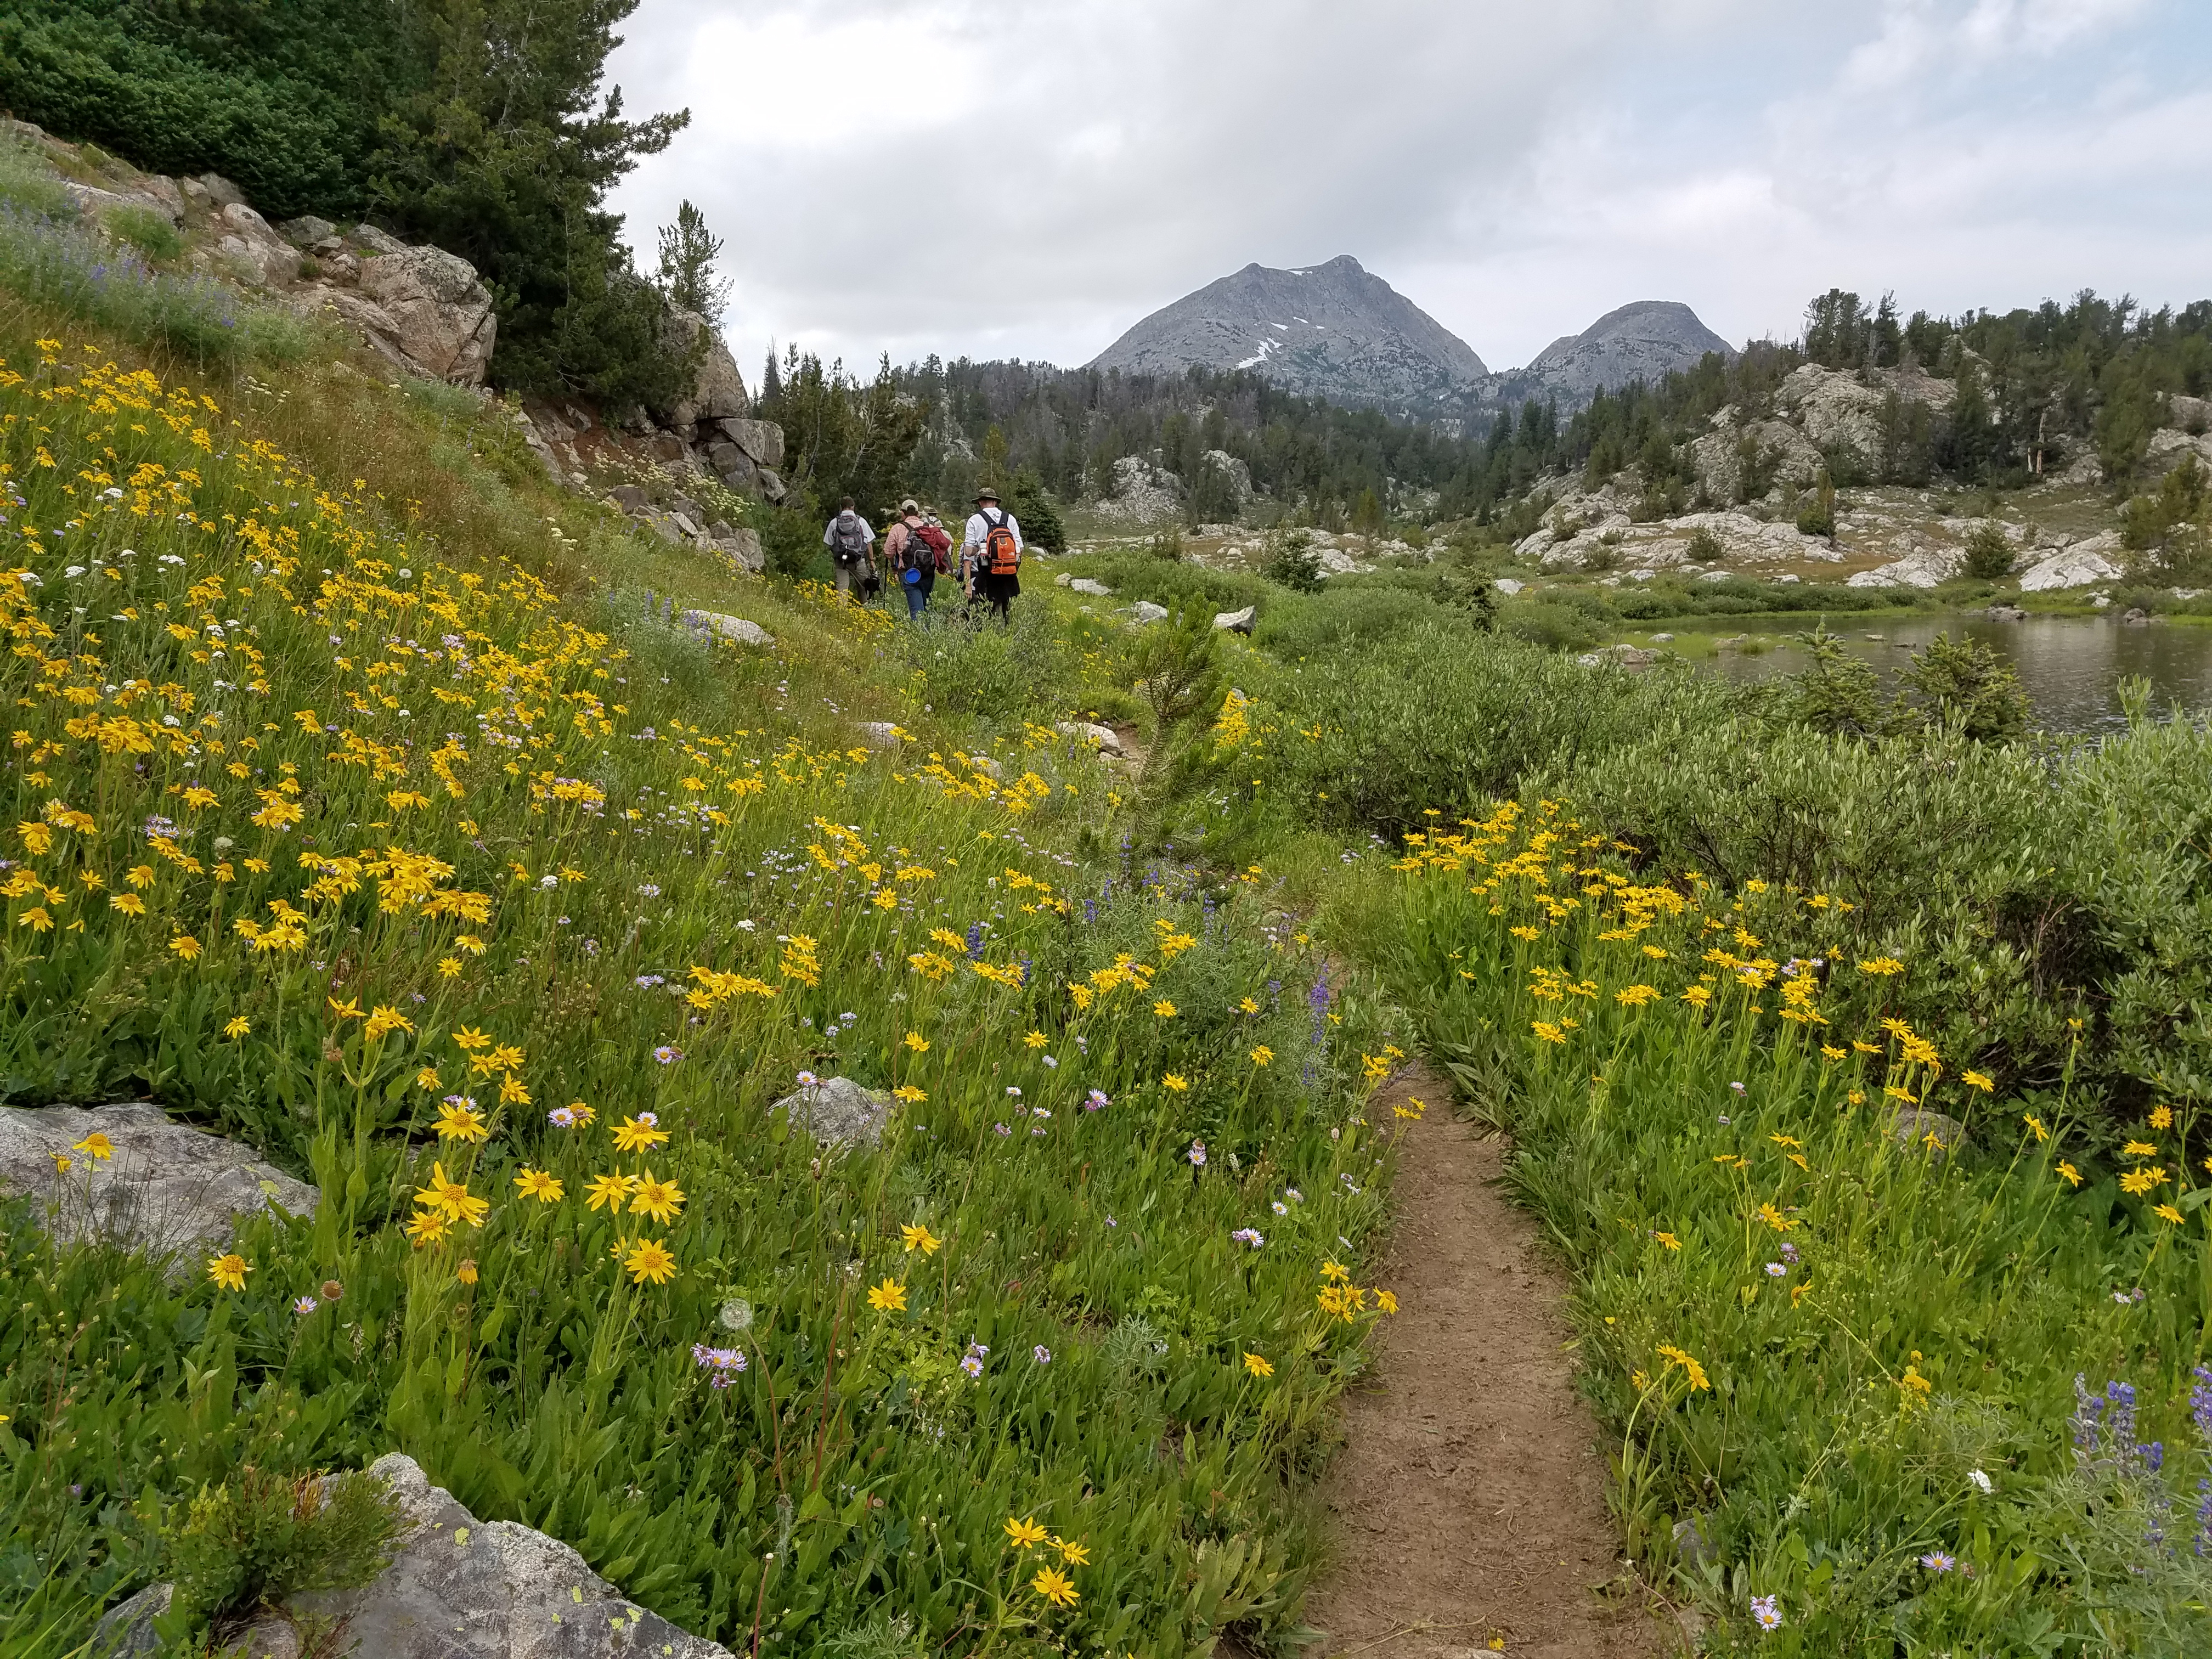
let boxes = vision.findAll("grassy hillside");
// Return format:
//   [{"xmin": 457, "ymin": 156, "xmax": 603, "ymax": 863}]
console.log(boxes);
[{"xmin": 0, "ymin": 270, "xmax": 1409, "ymax": 1654}]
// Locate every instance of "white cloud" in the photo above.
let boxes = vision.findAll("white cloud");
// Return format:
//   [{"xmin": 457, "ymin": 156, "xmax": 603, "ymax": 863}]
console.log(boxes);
[{"xmin": 602, "ymin": 0, "xmax": 2209, "ymax": 382}]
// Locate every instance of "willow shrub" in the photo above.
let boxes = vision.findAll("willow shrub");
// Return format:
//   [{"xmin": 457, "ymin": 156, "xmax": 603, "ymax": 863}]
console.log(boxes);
[
  {"xmin": 1374, "ymin": 801, "xmax": 2212, "ymax": 1653},
  {"xmin": 0, "ymin": 332, "xmax": 1406, "ymax": 1656}
]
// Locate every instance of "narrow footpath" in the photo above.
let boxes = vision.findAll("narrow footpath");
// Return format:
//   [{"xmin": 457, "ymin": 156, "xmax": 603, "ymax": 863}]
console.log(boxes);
[{"xmin": 1304, "ymin": 1062, "xmax": 1668, "ymax": 1659}]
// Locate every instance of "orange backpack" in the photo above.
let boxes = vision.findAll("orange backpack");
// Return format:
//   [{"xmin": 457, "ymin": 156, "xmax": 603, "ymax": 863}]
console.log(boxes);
[{"xmin": 981, "ymin": 508, "xmax": 1020, "ymax": 577}]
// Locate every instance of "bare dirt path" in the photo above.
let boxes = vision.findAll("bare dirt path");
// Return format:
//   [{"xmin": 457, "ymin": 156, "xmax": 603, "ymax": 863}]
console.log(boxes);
[{"xmin": 1302, "ymin": 1062, "xmax": 1669, "ymax": 1659}]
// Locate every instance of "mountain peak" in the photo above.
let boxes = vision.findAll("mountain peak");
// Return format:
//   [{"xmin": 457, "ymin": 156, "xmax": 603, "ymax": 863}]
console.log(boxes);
[{"xmin": 1087, "ymin": 256, "xmax": 1486, "ymax": 410}]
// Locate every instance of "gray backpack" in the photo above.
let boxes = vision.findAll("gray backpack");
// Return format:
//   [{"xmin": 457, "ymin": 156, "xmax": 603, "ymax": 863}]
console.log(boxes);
[{"xmin": 830, "ymin": 512, "xmax": 870, "ymax": 560}]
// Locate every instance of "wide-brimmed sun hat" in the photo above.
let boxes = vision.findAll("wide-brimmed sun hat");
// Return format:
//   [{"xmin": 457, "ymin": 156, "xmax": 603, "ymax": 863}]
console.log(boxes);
[{"xmin": 974, "ymin": 486, "xmax": 1000, "ymax": 504}]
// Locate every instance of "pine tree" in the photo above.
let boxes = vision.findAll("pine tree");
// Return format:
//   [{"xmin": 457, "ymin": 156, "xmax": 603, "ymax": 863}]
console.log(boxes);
[
  {"xmin": 657, "ymin": 199, "xmax": 732, "ymax": 325},
  {"xmin": 369, "ymin": 0, "xmax": 690, "ymax": 403}
]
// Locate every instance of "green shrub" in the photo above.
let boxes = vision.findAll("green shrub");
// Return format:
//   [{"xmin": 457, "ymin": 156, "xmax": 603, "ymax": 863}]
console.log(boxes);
[
  {"xmin": 1796, "ymin": 471, "xmax": 1837, "ymax": 539},
  {"xmin": 1962, "ymin": 520, "xmax": 2016, "ymax": 579},
  {"xmin": 1684, "ymin": 527, "xmax": 1723, "ymax": 562},
  {"xmin": 1261, "ymin": 528, "xmax": 1323, "ymax": 592},
  {"xmin": 1499, "ymin": 598, "xmax": 1603, "ymax": 652},
  {"xmin": 167, "ymin": 1465, "xmax": 404, "ymax": 1635},
  {"xmin": 102, "ymin": 201, "xmax": 183, "ymax": 263}
]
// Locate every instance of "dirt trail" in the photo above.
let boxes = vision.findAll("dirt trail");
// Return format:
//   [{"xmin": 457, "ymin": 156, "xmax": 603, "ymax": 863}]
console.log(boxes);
[{"xmin": 1302, "ymin": 1062, "xmax": 1668, "ymax": 1659}]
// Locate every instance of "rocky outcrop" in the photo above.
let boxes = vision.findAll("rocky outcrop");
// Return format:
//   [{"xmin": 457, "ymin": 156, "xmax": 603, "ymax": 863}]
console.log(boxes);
[
  {"xmin": 0, "ymin": 1102, "xmax": 317, "ymax": 1256},
  {"xmin": 1689, "ymin": 409, "xmax": 1826, "ymax": 505},
  {"xmin": 658, "ymin": 307, "xmax": 751, "ymax": 431},
  {"xmin": 1772, "ymin": 364, "xmax": 1956, "ymax": 479},
  {"xmin": 1092, "ymin": 455, "xmax": 1182, "ymax": 523},
  {"xmin": 91, "ymin": 1453, "xmax": 732, "ymax": 1659},
  {"xmin": 1213, "ymin": 605, "xmax": 1256, "ymax": 633},
  {"xmin": 2017, "ymin": 534, "xmax": 2126, "ymax": 592},
  {"xmin": 702, "ymin": 419, "xmax": 787, "ymax": 505},
  {"xmin": 2140, "ymin": 426, "xmax": 2212, "ymax": 482}
]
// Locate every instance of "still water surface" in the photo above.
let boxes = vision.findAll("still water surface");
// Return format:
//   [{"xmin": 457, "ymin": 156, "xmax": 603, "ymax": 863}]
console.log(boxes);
[{"xmin": 1691, "ymin": 613, "xmax": 2212, "ymax": 732}]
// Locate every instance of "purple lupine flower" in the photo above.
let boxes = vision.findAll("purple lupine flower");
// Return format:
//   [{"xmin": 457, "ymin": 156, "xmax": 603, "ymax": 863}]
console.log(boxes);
[{"xmin": 965, "ymin": 922, "xmax": 984, "ymax": 961}]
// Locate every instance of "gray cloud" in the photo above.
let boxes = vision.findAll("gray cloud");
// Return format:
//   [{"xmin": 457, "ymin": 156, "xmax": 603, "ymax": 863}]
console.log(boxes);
[{"xmin": 603, "ymin": 0, "xmax": 2211, "ymax": 382}]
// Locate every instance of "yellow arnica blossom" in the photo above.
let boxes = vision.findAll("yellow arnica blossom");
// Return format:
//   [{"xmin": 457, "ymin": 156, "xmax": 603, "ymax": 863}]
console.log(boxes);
[
  {"xmin": 1962, "ymin": 1069, "xmax": 1994, "ymax": 1092},
  {"xmin": 1163, "ymin": 1074, "xmax": 1189, "ymax": 1092},
  {"xmin": 1375, "ymin": 1289, "xmax": 1400, "ymax": 1314},
  {"xmin": 891, "ymin": 1085, "xmax": 926, "ymax": 1104},
  {"xmin": 364, "ymin": 1005, "xmax": 414, "ymax": 1040},
  {"xmin": 2057, "ymin": 1161, "xmax": 2083, "ymax": 1187},
  {"xmin": 456, "ymin": 1258, "xmax": 478, "ymax": 1285},
  {"xmin": 1004, "ymin": 1516, "xmax": 1049, "ymax": 1550},
  {"xmin": 71, "ymin": 1132, "xmax": 115, "ymax": 1161},
  {"xmin": 2123, "ymin": 1139, "xmax": 2158, "ymax": 1158},
  {"xmin": 2023, "ymin": 1115, "xmax": 2049, "ymax": 1143},
  {"xmin": 629, "ymin": 1170, "xmax": 685, "ymax": 1224},
  {"xmin": 1024, "ymin": 1030, "xmax": 1049, "ymax": 1049},
  {"xmin": 586, "ymin": 1172, "xmax": 640, "ymax": 1212},
  {"xmin": 1031, "ymin": 1566, "xmax": 1079, "ymax": 1608},
  {"xmin": 1153, "ymin": 1000, "xmax": 1177, "ymax": 1019},
  {"xmin": 171, "ymin": 935, "xmax": 204, "ymax": 960},
  {"xmin": 624, "ymin": 1238, "xmax": 677, "ymax": 1285},
  {"xmin": 1657, "ymin": 1343, "xmax": 1710, "ymax": 1391},
  {"xmin": 206, "ymin": 1253, "xmax": 251, "ymax": 1291},
  {"xmin": 2149, "ymin": 1105, "xmax": 2174, "ymax": 1130},
  {"xmin": 405, "ymin": 1209, "xmax": 450, "ymax": 1247},
  {"xmin": 1859, "ymin": 956, "xmax": 1906, "ymax": 976},
  {"xmin": 1321, "ymin": 1260, "xmax": 1351, "ymax": 1282},
  {"xmin": 2155, "ymin": 1203, "xmax": 2185, "ymax": 1224},
  {"xmin": 902, "ymin": 1031, "xmax": 929, "ymax": 1052},
  {"xmin": 901, "ymin": 1223, "xmax": 941, "ymax": 1255},
  {"xmin": 866, "ymin": 1277, "xmax": 907, "ymax": 1313},
  {"xmin": 415, "ymin": 1163, "xmax": 488, "ymax": 1226},
  {"xmin": 1655, "ymin": 1231, "xmax": 1681, "ymax": 1250},
  {"xmin": 2120, "ymin": 1167, "xmax": 2169, "ymax": 1195},
  {"xmin": 1243, "ymin": 1352, "xmax": 1275, "ymax": 1378},
  {"xmin": 1052, "ymin": 1536, "xmax": 1091, "ymax": 1567},
  {"xmin": 513, "ymin": 1168, "xmax": 564, "ymax": 1203},
  {"xmin": 612, "ymin": 1115, "xmax": 670, "ymax": 1153},
  {"xmin": 1250, "ymin": 1045, "xmax": 1273, "ymax": 1066},
  {"xmin": 434, "ymin": 1101, "xmax": 487, "ymax": 1143}
]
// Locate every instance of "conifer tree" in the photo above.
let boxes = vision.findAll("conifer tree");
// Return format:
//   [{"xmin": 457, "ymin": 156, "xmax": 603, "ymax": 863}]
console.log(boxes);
[{"xmin": 657, "ymin": 199, "xmax": 732, "ymax": 325}]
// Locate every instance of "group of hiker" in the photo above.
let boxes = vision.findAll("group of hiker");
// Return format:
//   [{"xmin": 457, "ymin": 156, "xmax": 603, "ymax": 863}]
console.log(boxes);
[{"xmin": 820, "ymin": 486, "xmax": 1024, "ymax": 623}]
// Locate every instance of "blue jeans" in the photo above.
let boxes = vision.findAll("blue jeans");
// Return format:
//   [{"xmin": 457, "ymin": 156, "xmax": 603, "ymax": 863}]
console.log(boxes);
[{"xmin": 904, "ymin": 582, "xmax": 929, "ymax": 619}]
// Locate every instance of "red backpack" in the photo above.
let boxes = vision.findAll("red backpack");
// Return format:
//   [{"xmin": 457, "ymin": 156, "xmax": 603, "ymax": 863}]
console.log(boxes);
[{"xmin": 980, "ymin": 508, "xmax": 1020, "ymax": 577}]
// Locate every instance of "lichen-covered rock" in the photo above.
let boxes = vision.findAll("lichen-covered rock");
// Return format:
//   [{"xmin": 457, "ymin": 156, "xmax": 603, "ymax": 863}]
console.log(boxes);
[
  {"xmin": 1213, "ymin": 605, "xmax": 1256, "ymax": 633},
  {"xmin": 659, "ymin": 307, "xmax": 750, "ymax": 430},
  {"xmin": 352, "ymin": 245, "xmax": 499, "ymax": 385},
  {"xmin": 679, "ymin": 611, "xmax": 774, "ymax": 647},
  {"xmin": 2017, "ymin": 534, "xmax": 2125, "ymax": 592},
  {"xmin": 774, "ymin": 1077, "xmax": 894, "ymax": 1150},
  {"xmin": 1887, "ymin": 1107, "xmax": 1969, "ymax": 1159},
  {"xmin": 1054, "ymin": 721, "xmax": 1121, "ymax": 752},
  {"xmin": 0, "ymin": 1102, "xmax": 317, "ymax": 1256}
]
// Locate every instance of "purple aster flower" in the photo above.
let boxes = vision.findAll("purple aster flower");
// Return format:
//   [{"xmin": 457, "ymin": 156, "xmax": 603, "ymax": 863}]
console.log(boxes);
[{"xmin": 1750, "ymin": 1594, "xmax": 1781, "ymax": 1632}]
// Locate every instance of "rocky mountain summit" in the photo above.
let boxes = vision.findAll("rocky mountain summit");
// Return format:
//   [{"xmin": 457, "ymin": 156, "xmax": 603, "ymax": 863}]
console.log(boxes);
[
  {"xmin": 1088, "ymin": 255, "xmax": 1489, "ymax": 413},
  {"xmin": 1091, "ymin": 256, "xmax": 1734, "ymax": 421},
  {"xmin": 1471, "ymin": 301, "xmax": 1735, "ymax": 413}
]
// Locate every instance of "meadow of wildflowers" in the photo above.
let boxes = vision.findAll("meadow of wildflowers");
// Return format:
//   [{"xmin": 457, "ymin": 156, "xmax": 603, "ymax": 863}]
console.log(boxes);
[
  {"xmin": 0, "ymin": 324, "xmax": 1412, "ymax": 1655},
  {"xmin": 1377, "ymin": 800, "xmax": 2212, "ymax": 1651}
]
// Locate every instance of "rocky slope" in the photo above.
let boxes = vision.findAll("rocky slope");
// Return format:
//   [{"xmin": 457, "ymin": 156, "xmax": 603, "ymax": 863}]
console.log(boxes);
[{"xmin": 1088, "ymin": 255, "xmax": 1489, "ymax": 413}]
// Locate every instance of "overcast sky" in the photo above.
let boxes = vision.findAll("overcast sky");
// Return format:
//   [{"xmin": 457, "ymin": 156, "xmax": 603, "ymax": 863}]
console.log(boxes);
[{"xmin": 603, "ymin": 0, "xmax": 2212, "ymax": 384}]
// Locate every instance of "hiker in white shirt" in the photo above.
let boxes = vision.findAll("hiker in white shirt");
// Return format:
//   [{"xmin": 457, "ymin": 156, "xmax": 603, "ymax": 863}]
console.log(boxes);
[
  {"xmin": 821, "ymin": 498, "xmax": 876, "ymax": 600},
  {"xmin": 960, "ymin": 486, "xmax": 1023, "ymax": 623}
]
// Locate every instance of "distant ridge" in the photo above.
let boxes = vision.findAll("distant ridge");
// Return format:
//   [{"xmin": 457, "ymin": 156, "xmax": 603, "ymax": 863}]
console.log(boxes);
[
  {"xmin": 1090, "ymin": 261, "xmax": 1734, "ymax": 424},
  {"xmin": 1087, "ymin": 255, "xmax": 1488, "ymax": 413}
]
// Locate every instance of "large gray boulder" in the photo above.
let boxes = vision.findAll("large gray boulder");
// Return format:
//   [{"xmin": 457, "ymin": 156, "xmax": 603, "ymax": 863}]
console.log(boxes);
[
  {"xmin": 660, "ymin": 308, "xmax": 749, "ymax": 430},
  {"xmin": 1212, "ymin": 605, "xmax": 1255, "ymax": 633},
  {"xmin": 2017, "ymin": 534, "xmax": 2126, "ymax": 592},
  {"xmin": 94, "ymin": 1454, "xmax": 734, "ymax": 1658},
  {"xmin": 1054, "ymin": 720, "xmax": 1122, "ymax": 753},
  {"xmin": 0, "ymin": 1102, "xmax": 317, "ymax": 1256},
  {"xmin": 713, "ymin": 417, "xmax": 785, "ymax": 471},
  {"xmin": 774, "ymin": 1077, "xmax": 895, "ymax": 1150},
  {"xmin": 351, "ymin": 245, "xmax": 500, "ymax": 386}
]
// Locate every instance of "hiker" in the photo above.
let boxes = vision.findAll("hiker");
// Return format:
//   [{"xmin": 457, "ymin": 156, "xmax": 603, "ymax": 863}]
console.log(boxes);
[
  {"xmin": 821, "ymin": 498, "xmax": 876, "ymax": 600},
  {"xmin": 884, "ymin": 498, "xmax": 951, "ymax": 620},
  {"xmin": 960, "ymin": 486, "xmax": 1023, "ymax": 623}
]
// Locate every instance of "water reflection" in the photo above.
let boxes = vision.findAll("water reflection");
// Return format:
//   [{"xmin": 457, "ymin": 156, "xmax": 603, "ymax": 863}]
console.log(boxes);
[{"xmin": 1700, "ymin": 614, "xmax": 2212, "ymax": 732}]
